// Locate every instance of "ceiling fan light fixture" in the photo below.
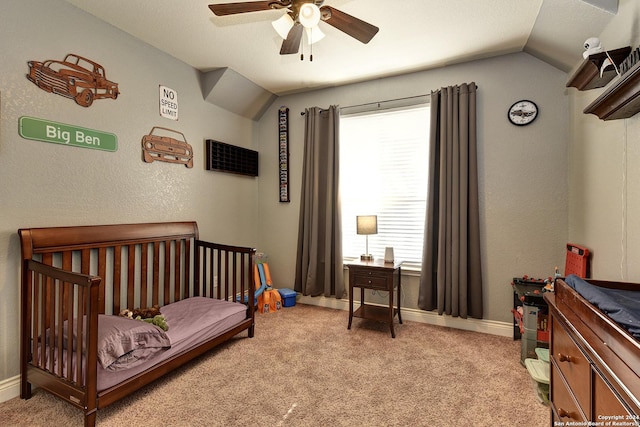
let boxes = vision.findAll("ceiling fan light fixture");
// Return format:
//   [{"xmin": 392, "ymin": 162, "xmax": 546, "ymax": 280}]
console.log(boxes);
[
  {"xmin": 299, "ymin": 3, "xmax": 321, "ymax": 29},
  {"xmin": 272, "ymin": 13, "xmax": 294, "ymax": 39},
  {"xmin": 305, "ymin": 25, "xmax": 325, "ymax": 45}
]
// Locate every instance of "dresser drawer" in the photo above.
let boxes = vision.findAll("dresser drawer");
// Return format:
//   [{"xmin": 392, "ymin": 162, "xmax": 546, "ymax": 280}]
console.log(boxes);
[
  {"xmin": 593, "ymin": 368, "xmax": 633, "ymax": 421},
  {"xmin": 551, "ymin": 316, "xmax": 591, "ymax": 416},
  {"xmin": 352, "ymin": 270, "xmax": 389, "ymax": 290},
  {"xmin": 551, "ymin": 362, "xmax": 587, "ymax": 423}
]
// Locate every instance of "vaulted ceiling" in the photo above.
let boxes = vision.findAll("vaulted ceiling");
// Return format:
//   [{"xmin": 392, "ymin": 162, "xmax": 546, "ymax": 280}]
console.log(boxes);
[{"xmin": 63, "ymin": 0, "xmax": 618, "ymax": 96}]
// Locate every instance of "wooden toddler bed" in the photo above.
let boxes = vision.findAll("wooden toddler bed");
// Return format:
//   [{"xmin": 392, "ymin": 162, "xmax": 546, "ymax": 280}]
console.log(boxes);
[
  {"xmin": 19, "ymin": 221, "xmax": 256, "ymax": 427},
  {"xmin": 544, "ymin": 276, "xmax": 640, "ymax": 425}
]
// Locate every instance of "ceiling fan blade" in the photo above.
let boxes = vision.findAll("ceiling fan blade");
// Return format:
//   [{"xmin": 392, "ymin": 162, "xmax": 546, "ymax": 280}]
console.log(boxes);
[
  {"xmin": 320, "ymin": 6, "xmax": 379, "ymax": 44},
  {"xmin": 280, "ymin": 24, "xmax": 303, "ymax": 55},
  {"xmin": 209, "ymin": 1, "xmax": 275, "ymax": 16}
]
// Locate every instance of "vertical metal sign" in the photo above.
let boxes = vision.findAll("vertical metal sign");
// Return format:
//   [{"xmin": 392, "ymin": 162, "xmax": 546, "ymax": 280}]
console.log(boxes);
[
  {"xmin": 159, "ymin": 85, "xmax": 178, "ymax": 120},
  {"xmin": 279, "ymin": 106, "xmax": 290, "ymax": 202}
]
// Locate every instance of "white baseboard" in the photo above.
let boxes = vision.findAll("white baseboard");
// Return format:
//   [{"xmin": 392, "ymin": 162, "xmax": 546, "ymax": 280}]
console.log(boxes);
[
  {"xmin": 297, "ymin": 295, "xmax": 513, "ymax": 337},
  {"xmin": 0, "ymin": 375, "xmax": 20, "ymax": 403}
]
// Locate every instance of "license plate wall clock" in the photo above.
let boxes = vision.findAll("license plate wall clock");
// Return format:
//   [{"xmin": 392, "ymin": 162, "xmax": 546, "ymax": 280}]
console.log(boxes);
[
  {"xmin": 508, "ymin": 100, "xmax": 538, "ymax": 126},
  {"xmin": 26, "ymin": 53, "xmax": 120, "ymax": 107},
  {"xmin": 278, "ymin": 106, "xmax": 290, "ymax": 202},
  {"xmin": 142, "ymin": 126, "xmax": 193, "ymax": 168}
]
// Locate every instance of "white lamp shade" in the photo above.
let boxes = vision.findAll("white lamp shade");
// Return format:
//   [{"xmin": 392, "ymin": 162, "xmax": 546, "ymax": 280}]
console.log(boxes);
[
  {"xmin": 356, "ymin": 215, "xmax": 378, "ymax": 235},
  {"xmin": 305, "ymin": 25, "xmax": 325, "ymax": 45},
  {"xmin": 299, "ymin": 3, "xmax": 321, "ymax": 28},
  {"xmin": 272, "ymin": 13, "xmax": 294, "ymax": 39}
]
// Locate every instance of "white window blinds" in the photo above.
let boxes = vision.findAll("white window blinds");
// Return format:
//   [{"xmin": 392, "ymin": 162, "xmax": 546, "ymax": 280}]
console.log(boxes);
[{"xmin": 340, "ymin": 103, "xmax": 430, "ymax": 268}]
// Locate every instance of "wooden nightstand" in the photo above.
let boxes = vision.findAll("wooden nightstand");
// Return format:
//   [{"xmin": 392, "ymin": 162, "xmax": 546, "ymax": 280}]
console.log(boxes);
[{"xmin": 347, "ymin": 259, "xmax": 402, "ymax": 338}]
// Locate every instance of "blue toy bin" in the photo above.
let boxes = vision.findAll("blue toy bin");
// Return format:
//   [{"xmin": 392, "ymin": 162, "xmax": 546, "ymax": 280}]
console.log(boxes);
[{"xmin": 278, "ymin": 288, "xmax": 297, "ymax": 307}]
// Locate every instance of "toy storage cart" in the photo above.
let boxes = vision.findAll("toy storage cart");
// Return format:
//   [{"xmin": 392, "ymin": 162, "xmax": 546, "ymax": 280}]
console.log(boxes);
[
  {"xmin": 512, "ymin": 278, "xmax": 549, "ymax": 364},
  {"xmin": 511, "ymin": 243, "xmax": 589, "ymax": 362},
  {"xmin": 525, "ymin": 348, "xmax": 550, "ymax": 404},
  {"xmin": 513, "ymin": 244, "xmax": 590, "ymax": 404}
]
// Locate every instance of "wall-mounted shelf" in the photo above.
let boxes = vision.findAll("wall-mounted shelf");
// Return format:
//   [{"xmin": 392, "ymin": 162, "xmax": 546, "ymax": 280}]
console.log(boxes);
[
  {"xmin": 205, "ymin": 139, "xmax": 258, "ymax": 176},
  {"xmin": 566, "ymin": 46, "xmax": 631, "ymax": 91},
  {"xmin": 584, "ymin": 59, "xmax": 640, "ymax": 120}
]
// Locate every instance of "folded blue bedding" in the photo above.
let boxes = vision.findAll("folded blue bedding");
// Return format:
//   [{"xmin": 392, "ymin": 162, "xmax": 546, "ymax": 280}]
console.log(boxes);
[{"xmin": 565, "ymin": 274, "xmax": 640, "ymax": 340}]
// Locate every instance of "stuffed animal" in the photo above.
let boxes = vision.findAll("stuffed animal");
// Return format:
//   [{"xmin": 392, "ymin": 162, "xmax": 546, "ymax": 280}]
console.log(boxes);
[
  {"xmin": 119, "ymin": 308, "xmax": 134, "ymax": 319},
  {"xmin": 119, "ymin": 304, "xmax": 161, "ymax": 320},
  {"xmin": 139, "ymin": 314, "xmax": 169, "ymax": 331},
  {"xmin": 119, "ymin": 305, "xmax": 168, "ymax": 331}
]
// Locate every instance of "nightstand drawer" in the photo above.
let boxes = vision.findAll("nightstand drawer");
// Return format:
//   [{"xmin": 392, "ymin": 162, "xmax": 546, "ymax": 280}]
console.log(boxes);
[
  {"xmin": 352, "ymin": 271, "xmax": 388, "ymax": 290},
  {"xmin": 551, "ymin": 316, "xmax": 591, "ymax": 416}
]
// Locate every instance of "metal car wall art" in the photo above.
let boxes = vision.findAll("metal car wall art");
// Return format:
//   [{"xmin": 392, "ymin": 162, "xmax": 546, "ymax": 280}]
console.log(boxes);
[
  {"xmin": 26, "ymin": 53, "xmax": 119, "ymax": 107},
  {"xmin": 142, "ymin": 126, "xmax": 194, "ymax": 168}
]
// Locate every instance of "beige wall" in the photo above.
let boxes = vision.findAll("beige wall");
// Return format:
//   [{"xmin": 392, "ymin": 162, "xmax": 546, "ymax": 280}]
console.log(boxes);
[
  {"xmin": 255, "ymin": 52, "xmax": 570, "ymax": 325},
  {"xmin": 0, "ymin": 0, "xmax": 258, "ymax": 389},
  {"xmin": 568, "ymin": 0, "xmax": 640, "ymax": 280},
  {"xmin": 5, "ymin": 0, "xmax": 621, "ymax": 402}
]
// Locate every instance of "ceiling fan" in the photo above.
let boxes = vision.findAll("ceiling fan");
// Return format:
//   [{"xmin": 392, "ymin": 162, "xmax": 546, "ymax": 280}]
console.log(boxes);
[{"xmin": 208, "ymin": 1, "xmax": 379, "ymax": 55}]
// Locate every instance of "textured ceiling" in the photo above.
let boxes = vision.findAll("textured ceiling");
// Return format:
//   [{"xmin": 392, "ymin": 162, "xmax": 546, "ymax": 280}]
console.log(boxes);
[{"xmin": 63, "ymin": 0, "xmax": 618, "ymax": 96}]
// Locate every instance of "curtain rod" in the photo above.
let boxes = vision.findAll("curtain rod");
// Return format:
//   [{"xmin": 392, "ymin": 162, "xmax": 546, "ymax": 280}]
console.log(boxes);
[
  {"xmin": 300, "ymin": 84, "xmax": 478, "ymax": 115},
  {"xmin": 341, "ymin": 93, "xmax": 431, "ymax": 112},
  {"xmin": 300, "ymin": 94, "xmax": 428, "ymax": 116}
]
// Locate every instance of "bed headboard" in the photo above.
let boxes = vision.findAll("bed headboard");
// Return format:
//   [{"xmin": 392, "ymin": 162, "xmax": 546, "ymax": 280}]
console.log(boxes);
[{"xmin": 19, "ymin": 221, "xmax": 200, "ymax": 314}]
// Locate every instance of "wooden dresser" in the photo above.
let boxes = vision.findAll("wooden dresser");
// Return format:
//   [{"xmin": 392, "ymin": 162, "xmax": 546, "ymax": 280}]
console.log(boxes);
[{"xmin": 544, "ymin": 279, "xmax": 640, "ymax": 425}]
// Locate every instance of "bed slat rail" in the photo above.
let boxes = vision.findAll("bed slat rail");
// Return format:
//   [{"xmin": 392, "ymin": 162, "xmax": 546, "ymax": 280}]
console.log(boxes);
[
  {"xmin": 194, "ymin": 240, "xmax": 256, "ymax": 317},
  {"xmin": 20, "ymin": 260, "xmax": 100, "ymax": 405}
]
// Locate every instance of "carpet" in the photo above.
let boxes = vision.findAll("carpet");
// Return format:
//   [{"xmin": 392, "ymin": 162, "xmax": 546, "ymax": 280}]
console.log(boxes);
[{"xmin": 0, "ymin": 303, "xmax": 548, "ymax": 426}]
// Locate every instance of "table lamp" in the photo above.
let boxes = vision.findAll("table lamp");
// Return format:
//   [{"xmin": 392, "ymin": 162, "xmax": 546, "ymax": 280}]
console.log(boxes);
[{"xmin": 356, "ymin": 215, "xmax": 377, "ymax": 261}]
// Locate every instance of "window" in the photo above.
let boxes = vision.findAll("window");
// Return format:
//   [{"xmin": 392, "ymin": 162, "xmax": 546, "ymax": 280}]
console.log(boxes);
[{"xmin": 340, "ymin": 103, "xmax": 430, "ymax": 269}]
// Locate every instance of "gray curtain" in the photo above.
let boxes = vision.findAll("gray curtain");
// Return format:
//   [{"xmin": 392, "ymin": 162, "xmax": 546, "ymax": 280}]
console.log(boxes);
[
  {"xmin": 418, "ymin": 83, "xmax": 483, "ymax": 319},
  {"xmin": 294, "ymin": 106, "xmax": 344, "ymax": 298}
]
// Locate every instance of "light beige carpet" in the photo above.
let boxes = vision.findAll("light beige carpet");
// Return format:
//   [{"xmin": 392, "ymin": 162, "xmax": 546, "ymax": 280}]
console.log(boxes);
[{"xmin": 0, "ymin": 304, "xmax": 548, "ymax": 426}]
